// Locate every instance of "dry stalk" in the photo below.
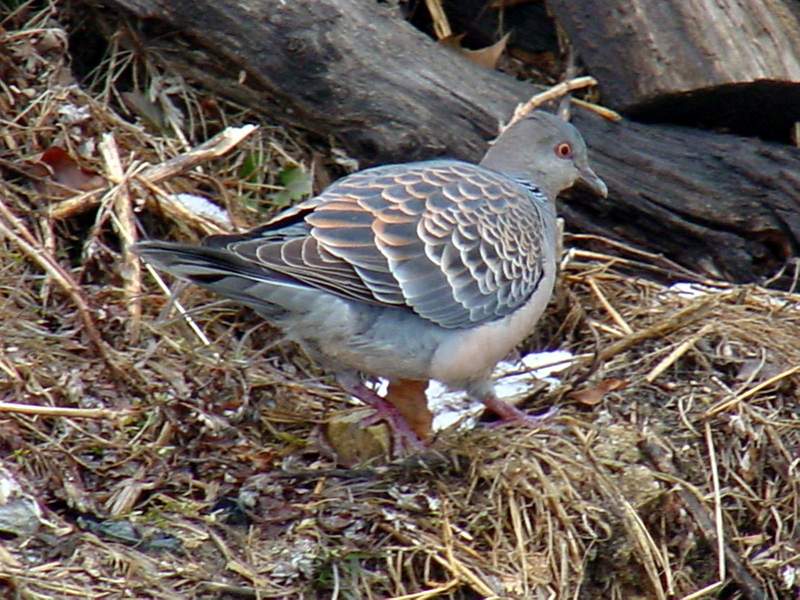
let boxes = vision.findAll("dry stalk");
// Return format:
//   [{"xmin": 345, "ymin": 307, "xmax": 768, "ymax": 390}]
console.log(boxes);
[
  {"xmin": 0, "ymin": 350, "xmax": 22, "ymax": 382},
  {"xmin": 643, "ymin": 437, "xmax": 768, "ymax": 600},
  {"xmin": 645, "ymin": 323, "xmax": 714, "ymax": 383},
  {"xmin": 598, "ymin": 292, "xmax": 723, "ymax": 364},
  {"xmin": 0, "ymin": 402, "xmax": 121, "ymax": 418},
  {"xmin": 704, "ymin": 364, "xmax": 800, "ymax": 418},
  {"xmin": 386, "ymin": 579, "xmax": 460, "ymax": 600},
  {"xmin": 99, "ymin": 132, "xmax": 142, "ymax": 342},
  {"xmin": 424, "ymin": 0, "xmax": 451, "ymax": 39},
  {"xmin": 0, "ymin": 197, "xmax": 132, "ymax": 382},
  {"xmin": 48, "ymin": 124, "xmax": 257, "ymax": 221},
  {"xmin": 571, "ymin": 97, "xmax": 623, "ymax": 120},
  {"xmin": 439, "ymin": 506, "xmax": 497, "ymax": 596},
  {"xmin": 500, "ymin": 76, "xmax": 599, "ymax": 134},
  {"xmin": 587, "ymin": 275, "xmax": 633, "ymax": 334}
]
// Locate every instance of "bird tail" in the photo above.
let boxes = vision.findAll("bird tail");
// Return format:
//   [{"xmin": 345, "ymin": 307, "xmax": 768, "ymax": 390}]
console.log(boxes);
[
  {"xmin": 132, "ymin": 240, "xmax": 302, "ymax": 317},
  {"xmin": 133, "ymin": 240, "xmax": 260, "ymax": 284}
]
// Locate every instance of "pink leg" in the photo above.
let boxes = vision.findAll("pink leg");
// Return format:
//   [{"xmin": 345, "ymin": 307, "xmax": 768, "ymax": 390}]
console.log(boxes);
[
  {"xmin": 338, "ymin": 377, "xmax": 426, "ymax": 453},
  {"xmin": 481, "ymin": 394, "xmax": 558, "ymax": 427}
]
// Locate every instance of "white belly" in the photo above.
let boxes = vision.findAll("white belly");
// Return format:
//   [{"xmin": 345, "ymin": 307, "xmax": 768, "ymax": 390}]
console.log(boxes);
[{"xmin": 429, "ymin": 270, "xmax": 556, "ymax": 388}]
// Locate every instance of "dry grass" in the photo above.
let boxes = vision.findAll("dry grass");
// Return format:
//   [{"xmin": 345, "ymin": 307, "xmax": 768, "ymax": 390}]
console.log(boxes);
[{"xmin": 1, "ymin": 3, "xmax": 798, "ymax": 599}]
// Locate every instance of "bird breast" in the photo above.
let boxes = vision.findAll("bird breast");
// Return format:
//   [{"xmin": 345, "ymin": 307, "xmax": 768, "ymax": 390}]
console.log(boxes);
[{"xmin": 428, "ymin": 261, "xmax": 557, "ymax": 389}]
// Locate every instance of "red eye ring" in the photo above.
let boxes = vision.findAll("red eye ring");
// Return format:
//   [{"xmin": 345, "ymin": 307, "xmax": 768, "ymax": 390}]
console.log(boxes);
[{"xmin": 555, "ymin": 142, "xmax": 573, "ymax": 159}]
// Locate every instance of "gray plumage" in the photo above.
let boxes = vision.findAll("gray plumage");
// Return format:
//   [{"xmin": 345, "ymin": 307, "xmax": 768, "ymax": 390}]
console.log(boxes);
[{"xmin": 133, "ymin": 111, "xmax": 606, "ymax": 431}]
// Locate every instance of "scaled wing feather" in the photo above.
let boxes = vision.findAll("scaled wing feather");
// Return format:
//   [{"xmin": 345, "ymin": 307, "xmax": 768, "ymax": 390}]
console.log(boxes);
[{"xmin": 204, "ymin": 160, "xmax": 549, "ymax": 329}]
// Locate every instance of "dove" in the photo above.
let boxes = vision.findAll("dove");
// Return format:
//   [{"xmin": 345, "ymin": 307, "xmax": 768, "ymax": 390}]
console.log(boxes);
[{"xmin": 134, "ymin": 111, "xmax": 607, "ymax": 450}]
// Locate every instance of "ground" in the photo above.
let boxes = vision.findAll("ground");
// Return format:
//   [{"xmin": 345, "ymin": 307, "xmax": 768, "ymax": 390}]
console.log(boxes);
[{"xmin": 0, "ymin": 3, "xmax": 798, "ymax": 599}]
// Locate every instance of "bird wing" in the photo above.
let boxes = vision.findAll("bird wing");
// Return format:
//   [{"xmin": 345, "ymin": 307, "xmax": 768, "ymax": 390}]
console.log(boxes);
[{"xmin": 204, "ymin": 160, "xmax": 551, "ymax": 329}]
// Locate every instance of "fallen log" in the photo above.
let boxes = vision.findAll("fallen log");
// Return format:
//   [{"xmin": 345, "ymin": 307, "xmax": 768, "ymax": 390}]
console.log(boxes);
[
  {"xmin": 569, "ymin": 110, "xmax": 800, "ymax": 284},
  {"xmin": 80, "ymin": 0, "xmax": 800, "ymax": 286},
  {"xmin": 547, "ymin": 0, "xmax": 800, "ymax": 141}
]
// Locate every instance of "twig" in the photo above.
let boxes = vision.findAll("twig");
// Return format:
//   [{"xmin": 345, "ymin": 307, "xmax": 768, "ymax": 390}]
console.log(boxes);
[
  {"xmin": 139, "ymin": 178, "xmax": 226, "ymax": 236},
  {"xmin": 424, "ymin": 0, "xmax": 451, "ymax": 39},
  {"xmin": 439, "ymin": 503, "xmax": 497, "ymax": 596},
  {"xmin": 584, "ymin": 443, "xmax": 667, "ymax": 599},
  {"xmin": 0, "ymin": 197, "xmax": 132, "ymax": 382},
  {"xmin": 645, "ymin": 323, "xmax": 713, "ymax": 383},
  {"xmin": 571, "ymin": 97, "xmax": 623, "ymax": 121},
  {"xmin": 597, "ymin": 293, "xmax": 722, "ymax": 364},
  {"xmin": 0, "ymin": 402, "xmax": 123, "ymax": 418},
  {"xmin": 143, "ymin": 263, "xmax": 211, "ymax": 346},
  {"xmin": 556, "ymin": 39, "xmax": 579, "ymax": 122},
  {"xmin": 99, "ymin": 132, "xmax": 142, "ymax": 342},
  {"xmin": 704, "ymin": 364, "xmax": 800, "ymax": 418},
  {"xmin": 48, "ymin": 124, "xmax": 257, "ymax": 220},
  {"xmin": 566, "ymin": 233, "xmax": 723, "ymax": 284},
  {"xmin": 587, "ymin": 276, "xmax": 633, "ymax": 335},
  {"xmin": 200, "ymin": 582, "xmax": 257, "ymax": 598},
  {"xmin": 705, "ymin": 422, "xmax": 726, "ymax": 583},
  {"xmin": 0, "ymin": 350, "xmax": 22, "ymax": 382},
  {"xmin": 501, "ymin": 76, "xmax": 598, "ymax": 133},
  {"xmin": 387, "ymin": 579, "xmax": 460, "ymax": 600},
  {"xmin": 377, "ymin": 522, "xmax": 496, "ymax": 598}
]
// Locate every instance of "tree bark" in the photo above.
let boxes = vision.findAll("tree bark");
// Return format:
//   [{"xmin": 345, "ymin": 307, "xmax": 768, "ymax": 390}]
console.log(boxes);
[
  {"xmin": 96, "ymin": 0, "xmax": 530, "ymax": 163},
  {"xmin": 546, "ymin": 0, "xmax": 800, "ymax": 140},
  {"xmin": 567, "ymin": 111, "xmax": 800, "ymax": 284},
  {"xmin": 82, "ymin": 0, "xmax": 800, "ymax": 286},
  {"xmin": 547, "ymin": 0, "xmax": 800, "ymax": 107}
]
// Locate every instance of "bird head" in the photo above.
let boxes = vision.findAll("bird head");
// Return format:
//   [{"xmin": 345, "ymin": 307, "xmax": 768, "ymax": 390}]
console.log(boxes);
[{"xmin": 480, "ymin": 110, "xmax": 607, "ymax": 201}]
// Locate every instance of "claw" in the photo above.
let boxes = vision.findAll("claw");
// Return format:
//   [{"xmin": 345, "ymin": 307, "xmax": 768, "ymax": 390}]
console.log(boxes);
[
  {"xmin": 360, "ymin": 401, "xmax": 427, "ymax": 454},
  {"xmin": 481, "ymin": 394, "xmax": 558, "ymax": 429},
  {"xmin": 338, "ymin": 375, "xmax": 428, "ymax": 454}
]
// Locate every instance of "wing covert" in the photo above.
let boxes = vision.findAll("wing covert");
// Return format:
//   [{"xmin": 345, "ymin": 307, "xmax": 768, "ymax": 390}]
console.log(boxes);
[{"xmin": 207, "ymin": 160, "xmax": 551, "ymax": 329}]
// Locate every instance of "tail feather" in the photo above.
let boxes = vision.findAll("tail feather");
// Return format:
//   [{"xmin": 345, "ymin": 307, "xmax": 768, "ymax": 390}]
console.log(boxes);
[
  {"xmin": 132, "ymin": 240, "xmax": 308, "ymax": 316},
  {"xmin": 133, "ymin": 240, "xmax": 263, "ymax": 283}
]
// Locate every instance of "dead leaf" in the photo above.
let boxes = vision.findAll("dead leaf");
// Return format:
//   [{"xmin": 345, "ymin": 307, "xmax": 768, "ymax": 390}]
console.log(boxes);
[
  {"xmin": 122, "ymin": 91, "xmax": 168, "ymax": 132},
  {"xmin": 438, "ymin": 33, "xmax": 467, "ymax": 51},
  {"xmin": 439, "ymin": 32, "xmax": 511, "ymax": 69},
  {"xmin": 735, "ymin": 357, "xmax": 787, "ymax": 383},
  {"xmin": 568, "ymin": 378, "xmax": 628, "ymax": 406},
  {"xmin": 31, "ymin": 147, "xmax": 105, "ymax": 194}
]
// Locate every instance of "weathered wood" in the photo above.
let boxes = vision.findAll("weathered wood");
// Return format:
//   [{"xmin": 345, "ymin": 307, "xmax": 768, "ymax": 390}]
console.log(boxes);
[
  {"xmin": 547, "ymin": 0, "xmax": 800, "ymax": 139},
  {"xmin": 568, "ymin": 111, "xmax": 800, "ymax": 284},
  {"xmin": 94, "ymin": 0, "xmax": 530, "ymax": 164},
  {"xmin": 82, "ymin": 0, "xmax": 800, "ymax": 286}
]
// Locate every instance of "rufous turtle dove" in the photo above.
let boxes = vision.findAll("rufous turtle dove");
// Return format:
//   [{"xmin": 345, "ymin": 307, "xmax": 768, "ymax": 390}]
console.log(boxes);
[{"xmin": 134, "ymin": 111, "xmax": 607, "ymax": 451}]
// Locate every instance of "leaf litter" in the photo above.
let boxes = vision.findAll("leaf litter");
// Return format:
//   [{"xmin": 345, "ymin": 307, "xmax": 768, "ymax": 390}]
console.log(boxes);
[{"xmin": 0, "ymin": 3, "xmax": 798, "ymax": 599}]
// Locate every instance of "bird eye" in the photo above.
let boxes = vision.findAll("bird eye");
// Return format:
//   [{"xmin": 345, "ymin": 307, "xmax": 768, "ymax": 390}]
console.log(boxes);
[{"xmin": 555, "ymin": 142, "xmax": 573, "ymax": 159}]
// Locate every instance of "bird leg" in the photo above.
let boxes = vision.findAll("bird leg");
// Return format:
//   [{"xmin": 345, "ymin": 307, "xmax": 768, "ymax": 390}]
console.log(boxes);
[
  {"xmin": 480, "ymin": 394, "xmax": 558, "ymax": 427},
  {"xmin": 336, "ymin": 374, "xmax": 427, "ymax": 453}
]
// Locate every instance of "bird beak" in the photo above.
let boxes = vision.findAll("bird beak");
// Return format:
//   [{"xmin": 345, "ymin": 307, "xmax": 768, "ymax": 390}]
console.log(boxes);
[{"xmin": 578, "ymin": 167, "xmax": 608, "ymax": 198}]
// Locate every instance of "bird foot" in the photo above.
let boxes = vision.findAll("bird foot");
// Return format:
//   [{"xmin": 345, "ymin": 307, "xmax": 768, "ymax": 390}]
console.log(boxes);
[
  {"xmin": 360, "ymin": 401, "xmax": 427, "ymax": 454},
  {"xmin": 481, "ymin": 394, "xmax": 558, "ymax": 428},
  {"xmin": 338, "ymin": 378, "xmax": 427, "ymax": 454}
]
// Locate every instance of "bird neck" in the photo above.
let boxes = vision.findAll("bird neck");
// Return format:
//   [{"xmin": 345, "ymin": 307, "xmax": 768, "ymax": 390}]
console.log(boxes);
[{"xmin": 479, "ymin": 151, "xmax": 559, "ymax": 202}]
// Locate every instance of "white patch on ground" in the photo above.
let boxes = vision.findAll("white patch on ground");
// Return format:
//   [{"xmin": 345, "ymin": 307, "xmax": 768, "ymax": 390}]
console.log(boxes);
[
  {"xmin": 172, "ymin": 193, "xmax": 231, "ymax": 226},
  {"xmin": 665, "ymin": 281, "xmax": 799, "ymax": 311},
  {"xmin": 664, "ymin": 282, "xmax": 719, "ymax": 298},
  {"xmin": 364, "ymin": 350, "xmax": 575, "ymax": 432},
  {"xmin": 58, "ymin": 103, "xmax": 91, "ymax": 125}
]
